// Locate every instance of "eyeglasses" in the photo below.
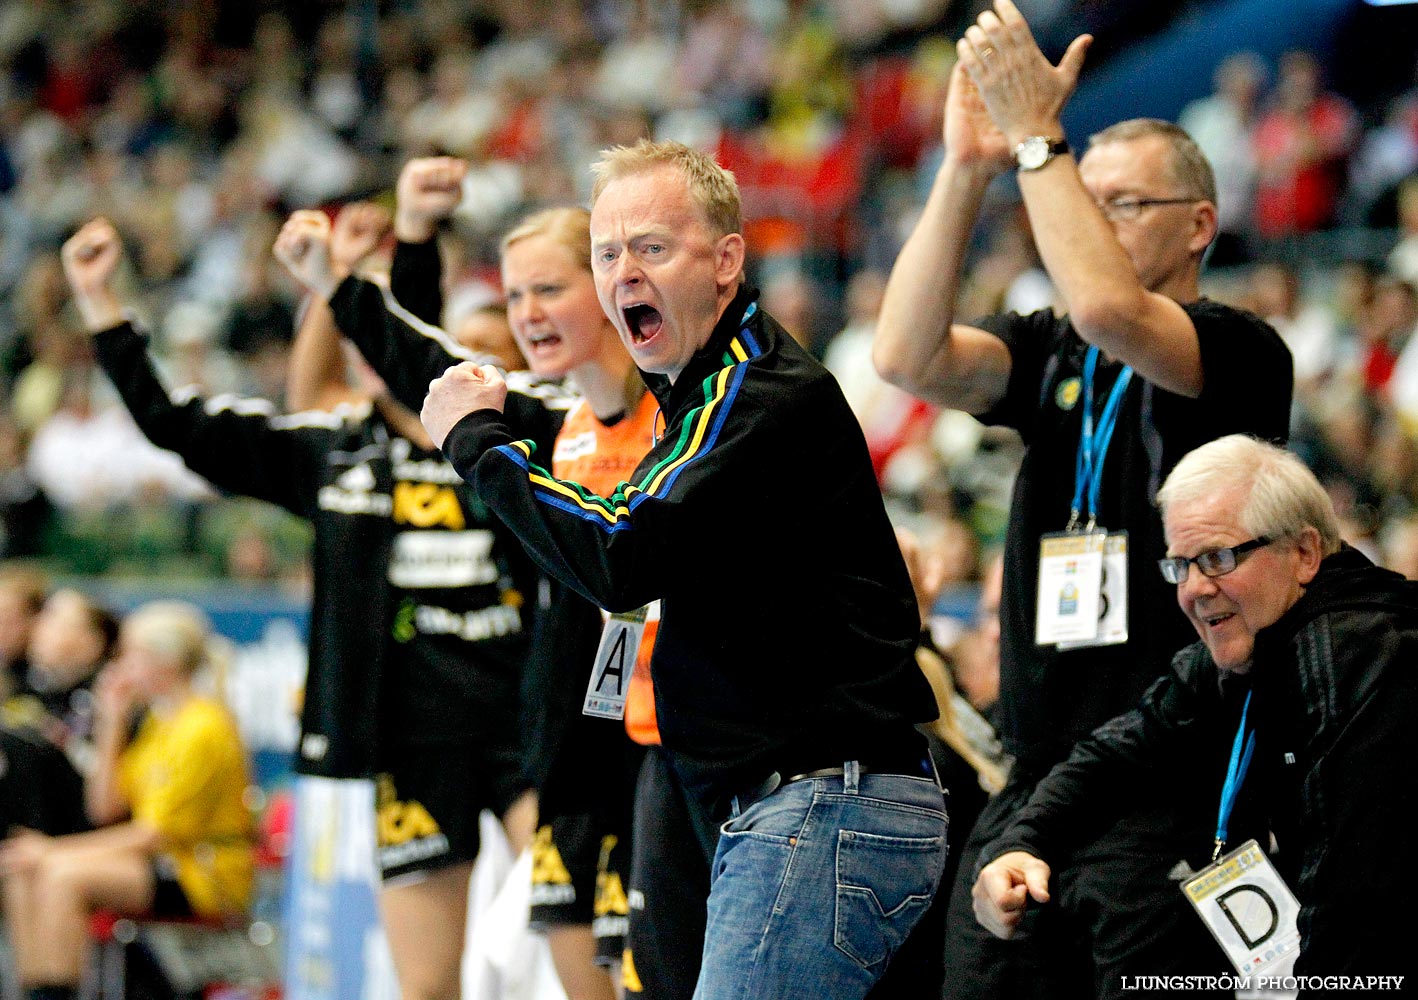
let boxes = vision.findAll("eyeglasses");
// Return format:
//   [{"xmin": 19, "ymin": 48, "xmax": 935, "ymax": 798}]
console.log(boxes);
[
  {"xmin": 1095, "ymin": 197, "xmax": 1200, "ymax": 222},
  {"xmin": 1157, "ymin": 537, "xmax": 1273, "ymax": 585}
]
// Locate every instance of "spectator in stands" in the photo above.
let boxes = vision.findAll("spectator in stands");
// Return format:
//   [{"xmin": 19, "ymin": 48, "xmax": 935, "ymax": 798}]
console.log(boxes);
[
  {"xmin": 0, "ymin": 416, "xmax": 52, "ymax": 559},
  {"xmin": 1387, "ymin": 175, "xmax": 1418, "ymax": 286},
  {"xmin": 948, "ymin": 549, "xmax": 1004, "ymax": 719},
  {"xmin": 1358, "ymin": 277, "xmax": 1417, "ymax": 399},
  {"xmin": 1252, "ymin": 50, "xmax": 1359, "ymax": 238},
  {"xmin": 0, "ymin": 567, "xmax": 45, "ymax": 699},
  {"xmin": 1179, "ymin": 51, "xmax": 1265, "ymax": 262},
  {"xmin": 0, "ymin": 600, "xmax": 255, "ymax": 1000},
  {"xmin": 5, "ymin": 587, "xmax": 117, "ymax": 761},
  {"xmin": 1247, "ymin": 260, "xmax": 1340, "ymax": 396}
]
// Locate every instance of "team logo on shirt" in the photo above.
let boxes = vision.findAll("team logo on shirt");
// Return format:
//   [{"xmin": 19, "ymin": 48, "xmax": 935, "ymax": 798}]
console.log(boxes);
[
  {"xmin": 553, "ymin": 431, "xmax": 598, "ymax": 463},
  {"xmin": 593, "ymin": 834, "xmax": 629, "ymax": 939},
  {"xmin": 1056, "ymin": 376, "xmax": 1082, "ymax": 410},
  {"xmin": 530, "ymin": 824, "xmax": 576, "ymax": 905},
  {"xmin": 375, "ymin": 774, "xmax": 449, "ymax": 869},
  {"xmin": 392, "ymin": 482, "xmax": 466, "ymax": 529}
]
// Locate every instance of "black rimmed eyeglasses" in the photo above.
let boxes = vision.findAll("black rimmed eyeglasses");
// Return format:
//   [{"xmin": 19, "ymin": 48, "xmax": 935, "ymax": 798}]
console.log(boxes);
[
  {"xmin": 1157, "ymin": 537, "xmax": 1273, "ymax": 585},
  {"xmin": 1096, "ymin": 197, "xmax": 1200, "ymax": 222}
]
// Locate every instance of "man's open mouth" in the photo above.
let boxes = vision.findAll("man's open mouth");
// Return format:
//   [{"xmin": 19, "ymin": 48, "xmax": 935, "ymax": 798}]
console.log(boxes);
[
  {"xmin": 1203, "ymin": 612, "xmax": 1234, "ymax": 628},
  {"xmin": 623, "ymin": 304, "xmax": 663, "ymax": 344}
]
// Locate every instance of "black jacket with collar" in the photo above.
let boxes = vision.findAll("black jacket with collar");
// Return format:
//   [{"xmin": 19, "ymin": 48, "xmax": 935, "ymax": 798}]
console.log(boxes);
[
  {"xmin": 442, "ymin": 285, "xmax": 937, "ymax": 817},
  {"xmin": 984, "ymin": 545, "xmax": 1418, "ymax": 975}
]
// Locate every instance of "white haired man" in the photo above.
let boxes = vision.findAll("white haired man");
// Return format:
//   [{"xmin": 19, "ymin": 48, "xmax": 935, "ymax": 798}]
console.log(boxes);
[{"xmin": 974, "ymin": 435, "xmax": 1417, "ymax": 980}]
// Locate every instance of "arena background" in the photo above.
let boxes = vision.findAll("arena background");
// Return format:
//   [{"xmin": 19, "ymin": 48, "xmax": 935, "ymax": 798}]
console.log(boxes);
[{"xmin": 3, "ymin": 1, "xmax": 1417, "ymax": 997}]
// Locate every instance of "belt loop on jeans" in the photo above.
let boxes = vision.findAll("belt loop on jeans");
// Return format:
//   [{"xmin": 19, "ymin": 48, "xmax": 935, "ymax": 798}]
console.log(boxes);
[
  {"xmin": 730, "ymin": 771, "xmax": 782, "ymax": 818},
  {"xmin": 843, "ymin": 759, "xmax": 860, "ymax": 795}
]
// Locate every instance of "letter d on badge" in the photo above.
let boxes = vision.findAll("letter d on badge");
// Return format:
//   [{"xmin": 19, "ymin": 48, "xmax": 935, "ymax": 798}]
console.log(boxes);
[{"xmin": 583, "ymin": 605, "xmax": 649, "ymax": 720}]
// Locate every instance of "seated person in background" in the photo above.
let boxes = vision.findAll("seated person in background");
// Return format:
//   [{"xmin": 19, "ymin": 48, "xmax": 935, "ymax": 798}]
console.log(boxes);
[
  {"xmin": 0, "ymin": 567, "xmax": 47, "ymax": 700},
  {"xmin": 974, "ymin": 435, "xmax": 1418, "ymax": 978},
  {"xmin": 0, "ymin": 601, "xmax": 255, "ymax": 1000},
  {"xmin": 1, "ymin": 588, "xmax": 118, "ymax": 839},
  {"xmin": 4, "ymin": 588, "xmax": 119, "ymax": 756}
]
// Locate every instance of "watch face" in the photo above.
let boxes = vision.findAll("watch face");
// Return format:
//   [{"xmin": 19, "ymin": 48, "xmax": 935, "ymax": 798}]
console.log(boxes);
[{"xmin": 1017, "ymin": 137, "xmax": 1049, "ymax": 170}]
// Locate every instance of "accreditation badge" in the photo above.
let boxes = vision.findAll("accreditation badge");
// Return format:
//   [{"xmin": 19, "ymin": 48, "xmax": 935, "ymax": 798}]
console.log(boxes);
[
  {"xmin": 1035, "ymin": 531, "xmax": 1105, "ymax": 646},
  {"xmin": 1181, "ymin": 839, "xmax": 1301, "ymax": 977},
  {"xmin": 582, "ymin": 604, "xmax": 649, "ymax": 720},
  {"xmin": 1059, "ymin": 531, "xmax": 1128, "ymax": 650}
]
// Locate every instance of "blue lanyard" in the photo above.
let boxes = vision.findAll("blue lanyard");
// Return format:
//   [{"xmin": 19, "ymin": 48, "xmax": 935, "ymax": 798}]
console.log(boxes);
[
  {"xmin": 1213, "ymin": 690, "xmax": 1256, "ymax": 862},
  {"xmin": 1069, "ymin": 346, "xmax": 1134, "ymax": 531}
]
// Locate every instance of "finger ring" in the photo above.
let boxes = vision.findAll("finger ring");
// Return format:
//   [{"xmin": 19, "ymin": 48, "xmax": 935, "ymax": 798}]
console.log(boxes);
[{"xmin": 980, "ymin": 46, "xmax": 996, "ymax": 60}]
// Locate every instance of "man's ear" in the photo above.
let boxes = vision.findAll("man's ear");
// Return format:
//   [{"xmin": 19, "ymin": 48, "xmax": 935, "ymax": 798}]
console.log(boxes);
[
  {"xmin": 1294, "ymin": 525, "xmax": 1324, "ymax": 585},
  {"xmin": 714, "ymin": 233, "xmax": 746, "ymax": 291},
  {"xmin": 1190, "ymin": 200, "xmax": 1219, "ymax": 258}
]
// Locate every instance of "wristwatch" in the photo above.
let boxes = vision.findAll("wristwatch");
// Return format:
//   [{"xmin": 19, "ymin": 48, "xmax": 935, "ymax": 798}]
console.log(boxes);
[{"xmin": 1014, "ymin": 136, "xmax": 1070, "ymax": 172}]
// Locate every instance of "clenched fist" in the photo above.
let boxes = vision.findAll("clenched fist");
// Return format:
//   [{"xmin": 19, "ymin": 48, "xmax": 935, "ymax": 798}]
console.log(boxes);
[
  {"xmin": 273, "ymin": 210, "xmax": 339, "ymax": 300},
  {"xmin": 395, "ymin": 156, "xmax": 468, "ymax": 243},
  {"xmin": 421, "ymin": 362, "xmax": 508, "ymax": 450},
  {"xmin": 61, "ymin": 218, "xmax": 126, "ymax": 332}
]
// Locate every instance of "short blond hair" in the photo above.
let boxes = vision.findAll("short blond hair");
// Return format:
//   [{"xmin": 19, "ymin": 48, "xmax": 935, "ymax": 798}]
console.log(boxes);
[
  {"xmin": 123, "ymin": 600, "xmax": 217, "ymax": 678},
  {"xmin": 1090, "ymin": 118, "xmax": 1217, "ymax": 207},
  {"xmin": 499, "ymin": 206, "xmax": 593, "ymax": 271},
  {"xmin": 590, "ymin": 139, "xmax": 742, "ymax": 239},
  {"xmin": 1157, "ymin": 435, "xmax": 1341, "ymax": 555}
]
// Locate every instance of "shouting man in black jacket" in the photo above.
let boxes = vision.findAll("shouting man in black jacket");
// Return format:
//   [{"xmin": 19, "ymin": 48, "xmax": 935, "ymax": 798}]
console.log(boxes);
[
  {"xmin": 974, "ymin": 434, "xmax": 1417, "ymax": 984},
  {"xmin": 422, "ymin": 139, "xmax": 947, "ymax": 999}
]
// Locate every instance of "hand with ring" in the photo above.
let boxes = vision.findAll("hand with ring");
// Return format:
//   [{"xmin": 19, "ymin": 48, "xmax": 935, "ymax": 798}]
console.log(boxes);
[{"xmin": 956, "ymin": 0, "xmax": 1091, "ymax": 146}]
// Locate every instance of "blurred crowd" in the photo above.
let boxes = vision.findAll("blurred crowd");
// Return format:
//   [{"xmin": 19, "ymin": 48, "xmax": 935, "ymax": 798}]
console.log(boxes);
[{"xmin": 1, "ymin": 0, "xmax": 1417, "ymax": 596}]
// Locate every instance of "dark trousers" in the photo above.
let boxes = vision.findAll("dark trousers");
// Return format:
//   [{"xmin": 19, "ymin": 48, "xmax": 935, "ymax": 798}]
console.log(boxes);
[
  {"xmin": 942, "ymin": 774, "xmax": 1232, "ymax": 1000},
  {"xmin": 625, "ymin": 746, "xmax": 715, "ymax": 999}
]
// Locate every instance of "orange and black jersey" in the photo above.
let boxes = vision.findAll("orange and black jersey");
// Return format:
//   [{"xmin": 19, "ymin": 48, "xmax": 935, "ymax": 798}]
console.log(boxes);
[{"xmin": 442, "ymin": 286, "xmax": 938, "ymax": 818}]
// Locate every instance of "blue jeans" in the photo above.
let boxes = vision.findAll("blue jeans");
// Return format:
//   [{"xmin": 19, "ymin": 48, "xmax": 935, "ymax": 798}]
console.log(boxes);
[{"xmin": 694, "ymin": 761, "xmax": 949, "ymax": 1000}]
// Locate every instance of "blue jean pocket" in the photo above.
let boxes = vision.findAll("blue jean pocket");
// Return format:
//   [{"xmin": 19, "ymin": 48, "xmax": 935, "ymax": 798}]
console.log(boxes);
[{"xmin": 833, "ymin": 827, "xmax": 944, "ymax": 968}]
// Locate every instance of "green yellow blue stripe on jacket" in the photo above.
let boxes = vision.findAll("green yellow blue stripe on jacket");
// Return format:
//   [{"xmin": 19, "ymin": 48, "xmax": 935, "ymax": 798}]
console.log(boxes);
[{"xmin": 494, "ymin": 352, "xmax": 755, "ymax": 533}]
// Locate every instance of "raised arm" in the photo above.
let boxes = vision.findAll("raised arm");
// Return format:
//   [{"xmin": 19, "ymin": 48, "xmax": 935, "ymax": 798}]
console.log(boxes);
[
  {"xmin": 276, "ymin": 209, "xmax": 475, "ymax": 412},
  {"xmin": 286, "ymin": 202, "xmax": 392, "ymax": 412},
  {"xmin": 64, "ymin": 219, "xmax": 328, "ymax": 515},
  {"xmin": 389, "ymin": 156, "xmax": 468, "ymax": 324},
  {"xmin": 873, "ymin": 61, "xmax": 1016, "ymax": 414},
  {"xmin": 959, "ymin": 0, "xmax": 1207, "ymax": 397}
]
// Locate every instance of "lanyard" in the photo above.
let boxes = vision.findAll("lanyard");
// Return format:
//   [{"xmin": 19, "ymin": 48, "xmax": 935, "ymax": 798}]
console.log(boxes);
[
  {"xmin": 1213, "ymin": 689, "xmax": 1256, "ymax": 862},
  {"xmin": 1068, "ymin": 346, "xmax": 1134, "ymax": 531}
]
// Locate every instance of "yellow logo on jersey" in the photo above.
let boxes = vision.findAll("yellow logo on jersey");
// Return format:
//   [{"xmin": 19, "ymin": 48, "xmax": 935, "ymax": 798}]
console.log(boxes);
[
  {"xmin": 531, "ymin": 825, "xmax": 573, "ymax": 885},
  {"xmin": 374, "ymin": 775, "xmax": 442, "ymax": 847},
  {"xmin": 1056, "ymin": 376, "xmax": 1082, "ymax": 410},
  {"xmin": 622, "ymin": 948, "xmax": 643, "ymax": 992},
  {"xmin": 594, "ymin": 834, "xmax": 628, "ymax": 917},
  {"xmin": 393, "ymin": 482, "xmax": 466, "ymax": 529}
]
